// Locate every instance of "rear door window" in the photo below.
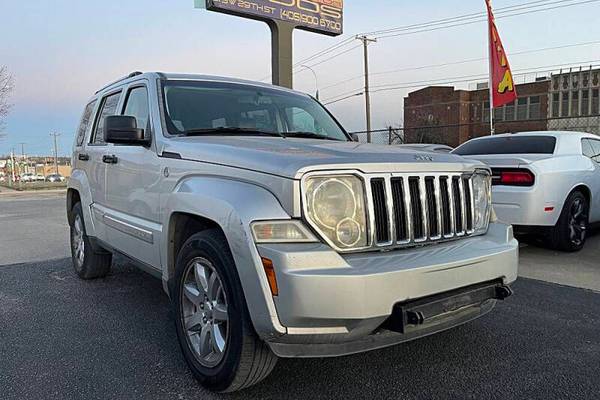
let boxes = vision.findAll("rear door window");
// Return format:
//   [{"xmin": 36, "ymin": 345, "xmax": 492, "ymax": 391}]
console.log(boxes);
[
  {"xmin": 454, "ymin": 136, "xmax": 557, "ymax": 155},
  {"xmin": 76, "ymin": 100, "xmax": 97, "ymax": 146},
  {"xmin": 91, "ymin": 92, "xmax": 121, "ymax": 145}
]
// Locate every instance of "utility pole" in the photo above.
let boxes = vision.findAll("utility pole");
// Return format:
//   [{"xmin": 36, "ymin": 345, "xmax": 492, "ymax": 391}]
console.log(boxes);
[
  {"xmin": 18, "ymin": 142, "xmax": 27, "ymax": 174},
  {"xmin": 10, "ymin": 148, "xmax": 16, "ymax": 184},
  {"xmin": 357, "ymin": 35, "xmax": 377, "ymax": 143},
  {"xmin": 50, "ymin": 133, "xmax": 60, "ymax": 175}
]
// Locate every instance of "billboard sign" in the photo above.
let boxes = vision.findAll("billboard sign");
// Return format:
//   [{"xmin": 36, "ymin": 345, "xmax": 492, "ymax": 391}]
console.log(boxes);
[{"xmin": 196, "ymin": 0, "xmax": 343, "ymax": 36}]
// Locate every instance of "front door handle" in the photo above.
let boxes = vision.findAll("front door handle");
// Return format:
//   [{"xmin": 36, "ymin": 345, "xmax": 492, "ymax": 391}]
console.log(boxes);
[
  {"xmin": 78, "ymin": 153, "xmax": 90, "ymax": 161},
  {"xmin": 102, "ymin": 155, "xmax": 118, "ymax": 164}
]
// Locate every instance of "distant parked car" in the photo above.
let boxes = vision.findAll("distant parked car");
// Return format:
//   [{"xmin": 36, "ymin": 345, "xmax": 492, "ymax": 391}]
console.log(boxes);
[
  {"xmin": 454, "ymin": 131, "xmax": 600, "ymax": 251},
  {"xmin": 46, "ymin": 174, "xmax": 66, "ymax": 182},
  {"xmin": 397, "ymin": 144, "xmax": 454, "ymax": 153},
  {"xmin": 20, "ymin": 173, "xmax": 36, "ymax": 182},
  {"xmin": 34, "ymin": 174, "xmax": 45, "ymax": 181}
]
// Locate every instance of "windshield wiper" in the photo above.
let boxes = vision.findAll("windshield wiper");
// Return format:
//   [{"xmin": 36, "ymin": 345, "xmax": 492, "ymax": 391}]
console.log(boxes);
[
  {"xmin": 284, "ymin": 131, "xmax": 345, "ymax": 141},
  {"xmin": 182, "ymin": 127, "xmax": 285, "ymax": 138}
]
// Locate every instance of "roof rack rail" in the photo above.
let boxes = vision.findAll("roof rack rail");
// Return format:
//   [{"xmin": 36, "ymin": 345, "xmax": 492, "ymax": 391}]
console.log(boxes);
[{"xmin": 95, "ymin": 71, "xmax": 143, "ymax": 94}]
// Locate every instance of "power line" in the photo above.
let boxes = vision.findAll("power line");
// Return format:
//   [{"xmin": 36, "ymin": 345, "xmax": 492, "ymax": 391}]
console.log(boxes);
[
  {"xmin": 259, "ymin": 0, "xmax": 599, "ymax": 85},
  {"xmin": 293, "ymin": 0, "xmax": 584, "ymax": 74},
  {"xmin": 293, "ymin": 0, "xmax": 558, "ymax": 75},
  {"xmin": 323, "ymin": 92, "xmax": 364, "ymax": 105},
  {"xmin": 370, "ymin": 60, "xmax": 600, "ymax": 93},
  {"xmin": 300, "ymin": 44, "xmax": 362, "ymax": 69},
  {"xmin": 321, "ymin": 60, "xmax": 600, "ymax": 103},
  {"xmin": 320, "ymin": 40, "xmax": 600, "ymax": 92},
  {"xmin": 298, "ymin": 0, "xmax": 599, "ymax": 80},
  {"xmin": 374, "ymin": 0, "xmax": 600, "ymax": 39}
]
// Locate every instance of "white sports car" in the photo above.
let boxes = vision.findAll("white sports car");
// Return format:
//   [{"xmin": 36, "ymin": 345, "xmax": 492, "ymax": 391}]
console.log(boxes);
[{"xmin": 454, "ymin": 131, "xmax": 600, "ymax": 251}]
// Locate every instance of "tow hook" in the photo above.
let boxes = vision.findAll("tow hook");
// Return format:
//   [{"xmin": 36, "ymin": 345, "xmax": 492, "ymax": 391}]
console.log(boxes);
[
  {"xmin": 495, "ymin": 285, "xmax": 513, "ymax": 300},
  {"xmin": 406, "ymin": 311, "xmax": 426, "ymax": 326}
]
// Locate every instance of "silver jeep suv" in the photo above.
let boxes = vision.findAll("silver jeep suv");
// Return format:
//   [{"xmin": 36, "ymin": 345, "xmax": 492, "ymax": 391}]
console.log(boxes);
[{"xmin": 67, "ymin": 72, "xmax": 518, "ymax": 392}]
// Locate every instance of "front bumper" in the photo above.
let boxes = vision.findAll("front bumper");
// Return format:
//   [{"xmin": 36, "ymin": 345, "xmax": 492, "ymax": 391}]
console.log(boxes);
[{"xmin": 256, "ymin": 222, "xmax": 518, "ymax": 358}]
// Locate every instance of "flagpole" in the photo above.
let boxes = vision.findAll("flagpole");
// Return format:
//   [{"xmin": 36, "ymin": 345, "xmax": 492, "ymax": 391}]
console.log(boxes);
[{"xmin": 487, "ymin": 0, "xmax": 495, "ymax": 136}]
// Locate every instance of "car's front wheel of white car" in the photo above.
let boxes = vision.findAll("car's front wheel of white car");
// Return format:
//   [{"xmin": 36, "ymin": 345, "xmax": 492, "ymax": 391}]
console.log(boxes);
[
  {"xmin": 69, "ymin": 202, "xmax": 112, "ymax": 279},
  {"xmin": 548, "ymin": 190, "xmax": 589, "ymax": 252},
  {"xmin": 173, "ymin": 230, "xmax": 277, "ymax": 393}
]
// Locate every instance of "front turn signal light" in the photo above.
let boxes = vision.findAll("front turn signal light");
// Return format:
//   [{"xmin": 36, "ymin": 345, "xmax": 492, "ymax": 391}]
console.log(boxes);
[{"xmin": 261, "ymin": 257, "xmax": 279, "ymax": 297}]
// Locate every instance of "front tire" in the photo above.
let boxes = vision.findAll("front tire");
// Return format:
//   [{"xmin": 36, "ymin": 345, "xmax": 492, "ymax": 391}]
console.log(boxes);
[
  {"xmin": 173, "ymin": 230, "xmax": 277, "ymax": 393},
  {"xmin": 69, "ymin": 202, "xmax": 112, "ymax": 279},
  {"xmin": 547, "ymin": 191, "xmax": 589, "ymax": 252}
]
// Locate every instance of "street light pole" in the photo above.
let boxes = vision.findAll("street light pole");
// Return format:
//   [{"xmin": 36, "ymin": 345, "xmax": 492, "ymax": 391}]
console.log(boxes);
[
  {"xmin": 300, "ymin": 64, "xmax": 319, "ymax": 100},
  {"xmin": 357, "ymin": 35, "xmax": 377, "ymax": 144},
  {"xmin": 50, "ymin": 133, "xmax": 60, "ymax": 175}
]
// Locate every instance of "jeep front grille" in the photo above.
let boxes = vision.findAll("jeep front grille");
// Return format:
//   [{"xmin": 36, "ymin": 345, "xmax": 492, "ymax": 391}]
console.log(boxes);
[{"xmin": 367, "ymin": 173, "xmax": 475, "ymax": 249}]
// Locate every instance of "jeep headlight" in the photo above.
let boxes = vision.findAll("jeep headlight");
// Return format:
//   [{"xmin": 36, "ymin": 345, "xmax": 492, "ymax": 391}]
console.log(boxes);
[
  {"xmin": 304, "ymin": 175, "xmax": 368, "ymax": 249},
  {"xmin": 472, "ymin": 170, "xmax": 492, "ymax": 234}
]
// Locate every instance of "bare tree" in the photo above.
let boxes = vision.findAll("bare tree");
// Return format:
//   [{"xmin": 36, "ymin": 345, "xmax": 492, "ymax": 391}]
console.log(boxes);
[{"xmin": 0, "ymin": 66, "xmax": 14, "ymax": 139}]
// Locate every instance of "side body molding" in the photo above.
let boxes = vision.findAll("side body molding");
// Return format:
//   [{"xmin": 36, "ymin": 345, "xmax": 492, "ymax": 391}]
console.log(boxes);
[{"xmin": 161, "ymin": 177, "xmax": 291, "ymax": 338}]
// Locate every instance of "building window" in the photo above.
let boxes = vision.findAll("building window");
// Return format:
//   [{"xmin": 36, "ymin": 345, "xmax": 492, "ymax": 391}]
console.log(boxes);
[
  {"xmin": 552, "ymin": 93, "xmax": 560, "ymax": 118},
  {"xmin": 494, "ymin": 107, "xmax": 504, "ymax": 122},
  {"xmin": 505, "ymin": 101, "xmax": 515, "ymax": 121},
  {"xmin": 517, "ymin": 98, "xmax": 528, "ymax": 120},
  {"xmin": 561, "ymin": 92, "xmax": 569, "ymax": 117},
  {"xmin": 483, "ymin": 101, "xmax": 490, "ymax": 122},
  {"xmin": 593, "ymin": 89, "xmax": 599, "ymax": 115},
  {"xmin": 571, "ymin": 90, "xmax": 580, "ymax": 117},
  {"xmin": 582, "ymin": 90, "xmax": 590, "ymax": 116},
  {"xmin": 529, "ymin": 96, "xmax": 541, "ymax": 120}
]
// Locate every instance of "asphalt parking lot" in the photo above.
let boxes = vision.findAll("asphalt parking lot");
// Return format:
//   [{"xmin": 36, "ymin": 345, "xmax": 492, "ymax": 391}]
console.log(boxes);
[{"xmin": 1, "ymin": 192, "xmax": 599, "ymax": 400}]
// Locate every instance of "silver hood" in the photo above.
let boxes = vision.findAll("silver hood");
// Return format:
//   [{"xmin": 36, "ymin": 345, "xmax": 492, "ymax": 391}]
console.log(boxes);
[{"xmin": 161, "ymin": 137, "xmax": 485, "ymax": 179}]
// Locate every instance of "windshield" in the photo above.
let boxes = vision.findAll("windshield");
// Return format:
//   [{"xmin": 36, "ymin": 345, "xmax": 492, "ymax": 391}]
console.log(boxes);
[
  {"xmin": 160, "ymin": 80, "xmax": 349, "ymax": 141},
  {"xmin": 453, "ymin": 136, "xmax": 557, "ymax": 155}
]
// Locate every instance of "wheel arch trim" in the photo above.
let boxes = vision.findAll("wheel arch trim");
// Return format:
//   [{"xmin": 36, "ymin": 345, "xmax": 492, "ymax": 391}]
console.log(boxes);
[{"xmin": 161, "ymin": 177, "xmax": 289, "ymax": 337}]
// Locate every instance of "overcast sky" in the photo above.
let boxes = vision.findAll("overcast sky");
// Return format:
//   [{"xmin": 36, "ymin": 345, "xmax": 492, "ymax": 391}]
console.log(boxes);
[{"xmin": 1, "ymin": 0, "xmax": 599, "ymax": 155}]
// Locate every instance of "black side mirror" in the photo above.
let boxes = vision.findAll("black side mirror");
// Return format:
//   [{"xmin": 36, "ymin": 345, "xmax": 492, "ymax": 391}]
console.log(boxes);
[
  {"xmin": 104, "ymin": 115, "xmax": 149, "ymax": 146},
  {"xmin": 351, "ymin": 133, "xmax": 360, "ymax": 142}
]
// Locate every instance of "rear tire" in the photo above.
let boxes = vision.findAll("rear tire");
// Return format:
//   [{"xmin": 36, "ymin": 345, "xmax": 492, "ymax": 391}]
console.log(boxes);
[
  {"xmin": 173, "ymin": 229, "xmax": 277, "ymax": 393},
  {"xmin": 69, "ymin": 202, "xmax": 112, "ymax": 279},
  {"xmin": 547, "ymin": 191, "xmax": 588, "ymax": 252}
]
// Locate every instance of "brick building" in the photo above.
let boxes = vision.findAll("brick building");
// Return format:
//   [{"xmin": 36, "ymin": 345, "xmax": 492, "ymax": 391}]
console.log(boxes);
[
  {"xmin": 403, "ymin": 79, "xmax": 550, "ymax": 147},
  {"xmin": 548, "ymin": 68, "xmax": 600, "ymax": 134}
]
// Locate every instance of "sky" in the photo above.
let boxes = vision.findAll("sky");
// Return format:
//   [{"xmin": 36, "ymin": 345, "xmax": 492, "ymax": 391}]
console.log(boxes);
[{"xmin": 0, "ymin": 0, "xmax": 599, "ymax": 156}]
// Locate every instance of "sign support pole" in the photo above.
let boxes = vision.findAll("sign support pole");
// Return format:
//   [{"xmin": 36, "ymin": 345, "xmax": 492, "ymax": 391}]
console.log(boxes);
[{"xmin": 269, "ymin": 20, "xmax": 295, "ymax": 89}]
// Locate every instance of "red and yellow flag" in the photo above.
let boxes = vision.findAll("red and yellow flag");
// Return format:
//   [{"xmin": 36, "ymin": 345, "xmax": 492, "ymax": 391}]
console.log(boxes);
[{"xmin": 486, "ymin": 0, "xmax": 517, "ymax": 108}]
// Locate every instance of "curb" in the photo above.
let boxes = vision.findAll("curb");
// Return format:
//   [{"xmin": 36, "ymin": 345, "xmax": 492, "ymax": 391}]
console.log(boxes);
[{"xmin": 0, "ymin": 189, "xmax": 67, "ymax": 197}]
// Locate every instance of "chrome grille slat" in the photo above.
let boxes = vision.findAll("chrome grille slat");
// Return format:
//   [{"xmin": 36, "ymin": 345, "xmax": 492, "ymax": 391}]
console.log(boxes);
[
  {"xmin": 432, "ymin": 176, "xmax": 443, "ymax": 240},
  {"xmin": 458, "ymin": 177, "xmax": 467, "ymax": 236},
  {"xmin": 384, "ymin": 178, "xmax": 397, "ymax": 244},
  {"xmin": 368, "ymin": 173, "xmax": 475, "ymax": 250},
  {"xmin": 418, "ymin": 177, "xmax": 429, "ymax": 241},
  {"xmin": 391, "ymin": 178, "xmax": 409, "ymax": 243}
]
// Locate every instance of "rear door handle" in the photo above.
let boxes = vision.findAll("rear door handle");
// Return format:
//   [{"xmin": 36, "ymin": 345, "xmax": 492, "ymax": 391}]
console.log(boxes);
[
  {"xmin": 78, "ymin": 153, "xmax": 89, "ymax": 161},
  {"xmin": 102, "ymin": 155, "xmax": 118, "ymax": 164}
]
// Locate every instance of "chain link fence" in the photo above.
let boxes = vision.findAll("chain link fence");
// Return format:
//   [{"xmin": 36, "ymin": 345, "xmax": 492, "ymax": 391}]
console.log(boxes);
[
  {"xmin": 351, "ymin": 127, "xmax": 405, "ymax": 145},
  {"xmin": 350, "ymin": 115, "xmax": 600, "ymax": 147}
]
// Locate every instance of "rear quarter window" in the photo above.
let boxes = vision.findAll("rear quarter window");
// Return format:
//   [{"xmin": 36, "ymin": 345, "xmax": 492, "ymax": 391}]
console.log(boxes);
[
  {"xmin": 454, "ymin": 136, "xmax": 557, "ymax": 155},
  {"xmin": 76, "ymin": 100, "xmax": 97, "ymax": 146}
]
